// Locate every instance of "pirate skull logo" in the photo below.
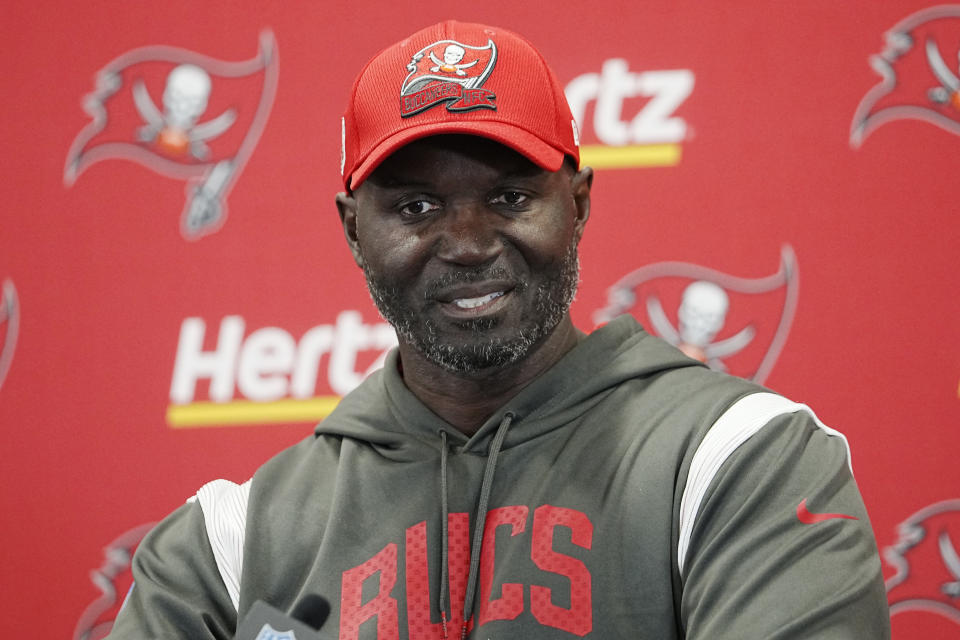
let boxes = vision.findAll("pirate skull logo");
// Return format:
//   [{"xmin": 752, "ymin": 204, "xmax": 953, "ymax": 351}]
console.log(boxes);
[{"xmin": 134, "ymin": 64, "xmax": 236, "ymax": 159}]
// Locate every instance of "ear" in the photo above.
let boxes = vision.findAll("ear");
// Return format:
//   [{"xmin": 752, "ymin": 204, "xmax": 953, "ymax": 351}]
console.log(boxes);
[
  {"xmin": 336, "ymin": 191, "xmax": 365, "ymax": 268},
  {"xmin": 570, "ymin": 166, "xmax": 593, "ymax": 244}
]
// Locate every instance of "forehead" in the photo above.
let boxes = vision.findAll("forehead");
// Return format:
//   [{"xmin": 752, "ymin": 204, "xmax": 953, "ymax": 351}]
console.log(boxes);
[{"xmin": 365, "ymin": 135, "xmax": 546, "ymax": 189}]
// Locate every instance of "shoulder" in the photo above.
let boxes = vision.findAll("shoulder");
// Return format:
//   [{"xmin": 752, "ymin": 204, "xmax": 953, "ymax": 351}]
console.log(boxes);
[
  {"xmin": 674, "ymin": 392, "xmax": 888, "ymax": 636},
  {"xmin": 180, "ymin": 433, "xmax": 332, "ymax": 611},
  {"xmin": 186, "ymin": 478, "xmax": 253, "ymax": 611},
  {"xmin": 677, "ymin": 391, "xmax": 851, "ymax": 574}
]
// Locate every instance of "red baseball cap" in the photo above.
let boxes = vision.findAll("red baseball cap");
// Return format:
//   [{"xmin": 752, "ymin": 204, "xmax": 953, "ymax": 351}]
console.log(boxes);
[{"xmin": 340, "ymin": 20, "xmax": 580, "ymax": 190}]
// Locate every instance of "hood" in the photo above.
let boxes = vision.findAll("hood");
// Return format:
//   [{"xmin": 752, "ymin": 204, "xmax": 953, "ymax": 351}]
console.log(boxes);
[{"xmin": 314, "ymin": 314, "xmax": 701, "ymax": 457}]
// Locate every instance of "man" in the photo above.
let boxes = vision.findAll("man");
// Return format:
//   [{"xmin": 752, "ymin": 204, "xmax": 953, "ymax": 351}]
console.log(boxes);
[{"xmin": 109, "ymin": 21, "xmax": 890, "ymax": 639}]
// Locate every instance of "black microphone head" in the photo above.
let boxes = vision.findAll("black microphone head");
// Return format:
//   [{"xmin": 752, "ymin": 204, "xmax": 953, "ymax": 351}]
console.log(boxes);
[{"xmin": 291, "ymin": 593, "xmax": 331, "ymax": 631}]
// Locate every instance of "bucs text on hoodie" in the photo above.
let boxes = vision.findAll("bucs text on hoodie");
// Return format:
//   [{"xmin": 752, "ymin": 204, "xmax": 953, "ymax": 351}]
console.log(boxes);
[{"xmin": 108, "ymin": 316, "xmax": 890, "ymax": 639}]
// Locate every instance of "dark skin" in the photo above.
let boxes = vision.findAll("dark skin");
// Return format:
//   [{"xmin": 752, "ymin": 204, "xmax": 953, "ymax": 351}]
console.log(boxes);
[{"xmin": 337, "ymin": 135, "xmax": 593, "ymax": 435}]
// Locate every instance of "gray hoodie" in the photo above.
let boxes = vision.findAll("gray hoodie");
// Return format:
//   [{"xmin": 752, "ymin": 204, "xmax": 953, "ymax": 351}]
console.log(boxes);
[{"xmin": 109, "ymin": 316, "xmax": 890, "ymax": 639}]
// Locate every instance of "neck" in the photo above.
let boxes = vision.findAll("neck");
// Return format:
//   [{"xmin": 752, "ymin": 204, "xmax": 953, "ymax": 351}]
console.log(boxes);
[{"xmin": 397, "ymin": 317, "xmax": 583, "ymax": 435}]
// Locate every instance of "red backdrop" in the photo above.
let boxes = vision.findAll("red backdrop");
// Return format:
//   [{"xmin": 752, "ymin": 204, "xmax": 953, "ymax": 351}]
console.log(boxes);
[{"xmin": 1, "ymin": 2, "xmax": 958, "ymax": 637}]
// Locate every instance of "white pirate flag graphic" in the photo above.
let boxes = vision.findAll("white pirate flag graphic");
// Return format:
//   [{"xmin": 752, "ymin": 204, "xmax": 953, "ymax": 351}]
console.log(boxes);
[
  {"xmin": 400, "ymin": 38, "xmax": 497, "ymax": 117},
  {"xmin": 72, "ymin": 522, "xmax": 156, "ymax": 640},
  {"xmin": 64, "ymin": 31, "xmax": 278, "ymax": 239},
  {"xmin": 0, "ymin": 279, "xmax": 18, "ymax": 393},
  {"xmin": 884, "ymin": 499, "xmax": 960, "ymax": 625},
  {"xmin": 851, "ymin": 6, "xmax": 960, "ymax": 147},
  {"xmin": 594, "ymin": 246, "xmax": 798, "ymax": 384}
]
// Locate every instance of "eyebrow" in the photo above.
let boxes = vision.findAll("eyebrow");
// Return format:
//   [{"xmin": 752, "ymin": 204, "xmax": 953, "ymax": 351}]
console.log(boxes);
[{"xmin": 370, "ymin": 176, "xmax": 434, "ymax": 190}]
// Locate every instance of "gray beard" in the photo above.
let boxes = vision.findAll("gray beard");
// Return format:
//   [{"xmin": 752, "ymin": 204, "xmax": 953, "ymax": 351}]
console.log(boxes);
[{"xmin": 362, "ymin": 245, "xmax": 580, "ymax": 374}]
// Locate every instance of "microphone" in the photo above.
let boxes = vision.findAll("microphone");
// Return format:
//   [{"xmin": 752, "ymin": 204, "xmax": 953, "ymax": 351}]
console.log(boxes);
[{"xmin": 233, "ymin": 593, "xmax": 331, "ymax": 640}]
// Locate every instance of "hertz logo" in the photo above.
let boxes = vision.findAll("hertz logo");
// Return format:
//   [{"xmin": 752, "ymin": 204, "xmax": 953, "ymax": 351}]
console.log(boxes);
[
  {"xmin": 167, "ymin": 312, "xmax": 396, "ymax": 428},
  {"xmin": 565, "ymin": 60, "xmax": 693, "ymax": 169}
]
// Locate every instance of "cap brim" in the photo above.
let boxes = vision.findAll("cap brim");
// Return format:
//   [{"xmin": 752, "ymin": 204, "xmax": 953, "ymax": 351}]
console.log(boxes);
[{"xmin": 348, "ymin": 121, "xmax": 567, "ymax": 190}]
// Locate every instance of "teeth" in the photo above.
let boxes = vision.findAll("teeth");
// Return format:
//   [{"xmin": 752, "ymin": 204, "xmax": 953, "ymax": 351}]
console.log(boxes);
[{"xmin": 453, "ymin": 291, "xmax": 504, "ymax": 309}]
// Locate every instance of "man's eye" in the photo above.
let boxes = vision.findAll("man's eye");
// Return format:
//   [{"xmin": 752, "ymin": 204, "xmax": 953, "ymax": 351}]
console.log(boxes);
[
  {"xmin": 492, "ymin": 191, "xmax": 529, "ymax": 206},
  {"xmin": 398, "ymin": 200, "xmax": 440, "ymax": 216}
]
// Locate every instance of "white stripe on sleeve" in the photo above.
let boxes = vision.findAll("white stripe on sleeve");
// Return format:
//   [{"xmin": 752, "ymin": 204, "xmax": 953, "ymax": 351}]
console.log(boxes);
[
  {"xmin": 188, "ymin": 478, "xmax": 252, "ymax": 612},
  {"xmin": 677, "ymin": 392, "xmax": 851, "ymax": 577}
]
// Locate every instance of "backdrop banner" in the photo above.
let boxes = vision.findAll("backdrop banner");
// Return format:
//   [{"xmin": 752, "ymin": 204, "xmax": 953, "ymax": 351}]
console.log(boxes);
[{"xmin": 0, "ymin": 2, "xmax": 957, "ymax": 638}]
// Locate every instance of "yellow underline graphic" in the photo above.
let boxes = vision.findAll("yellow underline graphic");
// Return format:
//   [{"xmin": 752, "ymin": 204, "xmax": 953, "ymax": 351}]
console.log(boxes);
[
  {"xmin": 579, "ymin": 143, "xmax": 682, "ymax": 169},
  {"xmin": 167, "ymin": 397, "xmax": 341, "ymax": 428}
]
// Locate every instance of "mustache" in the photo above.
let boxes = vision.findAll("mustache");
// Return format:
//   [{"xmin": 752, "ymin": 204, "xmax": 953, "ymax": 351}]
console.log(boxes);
[{"xmin": 422, "ymin": 265, "xmax": 524, "ymax": 299}]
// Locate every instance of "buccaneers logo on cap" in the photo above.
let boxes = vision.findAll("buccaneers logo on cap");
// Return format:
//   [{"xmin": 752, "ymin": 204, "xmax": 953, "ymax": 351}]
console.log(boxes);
[
  {"xmin": 851, "ymin": 6, "xmax": 960, "ymax": 146},
  {"xmin": 885, "ymin": 499, "xmax": 960, "ymax": 625},
  {"xmin": 400, "ymin": 39, "xmax": 497, "ymax": 117}
]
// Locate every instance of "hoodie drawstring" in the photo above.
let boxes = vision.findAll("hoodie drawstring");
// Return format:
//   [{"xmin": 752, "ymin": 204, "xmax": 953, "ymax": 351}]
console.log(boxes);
[
  {"xmin": 438, "ymin": 430, "xmax": 451, "ymax": 639},
  {"xmin": 438, "ymin": 412, "xmax": 514, "ymax": 640}
]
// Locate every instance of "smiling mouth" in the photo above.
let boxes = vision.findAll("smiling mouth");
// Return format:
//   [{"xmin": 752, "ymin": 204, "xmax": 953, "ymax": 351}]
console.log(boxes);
[
  {"xmin": 437, "ymin": 287, "xmax": 513, "ymax": 319},
  {"xmin": 453, "ymin": 291, "xmax": 505, "ymax": 309}
]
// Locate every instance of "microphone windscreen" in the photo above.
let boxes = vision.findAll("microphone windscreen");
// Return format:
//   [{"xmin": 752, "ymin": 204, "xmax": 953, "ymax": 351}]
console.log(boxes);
[{"xmin": 291, "ymin": 593, "xmax": 331, "ymax": 631}]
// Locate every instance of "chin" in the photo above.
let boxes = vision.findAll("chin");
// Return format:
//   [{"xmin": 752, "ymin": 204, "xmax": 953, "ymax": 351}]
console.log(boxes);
[{"xmin": 417, "ymin": 334, "xmax": 536, "ymax": 374}]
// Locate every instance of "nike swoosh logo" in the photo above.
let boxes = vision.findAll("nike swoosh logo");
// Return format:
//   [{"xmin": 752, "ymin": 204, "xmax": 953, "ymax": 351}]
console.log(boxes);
[{"xmin": 796, "ymin": 498, "xmax": 859, "ymax": 524}]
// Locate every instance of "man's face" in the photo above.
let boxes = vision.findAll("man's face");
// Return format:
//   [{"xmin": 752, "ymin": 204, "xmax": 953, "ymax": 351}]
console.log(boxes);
[{"xmin": 339, "ymin": 135, "xmax": 591, "ymax": 374}]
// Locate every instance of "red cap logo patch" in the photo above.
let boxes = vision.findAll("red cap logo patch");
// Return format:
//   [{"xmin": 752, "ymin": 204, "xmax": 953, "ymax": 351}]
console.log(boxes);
[{"xmin": 400, "ymin": 39, "xmax": 497, "ymax": 117}]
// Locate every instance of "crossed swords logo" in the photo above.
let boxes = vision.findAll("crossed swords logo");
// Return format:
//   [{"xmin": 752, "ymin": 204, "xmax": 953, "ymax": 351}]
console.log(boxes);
[
  {"xmin": 0, "ymin": 279, "xmax": 18, "ymax": 392},
  {"xmin": 925, "ymin": 38, "xmax": 960, "ymax": 108},
  {"xmin": 885, "ymin": 499, "xmax": 960, "ymax": 624},
  {"xmin": 132, "ymin": 63, "xmax": 237, "ymax": 162},
  {"xmin": 851, "ymin": 6, "xmax": 960, "ymax": 146},
  {"xmin": 65, "ymin": 32, "xmax": 277, "ymax": 240},
  {"xmin": 593, "ymin": 246, "xmax": 797, "ymax": 384}
]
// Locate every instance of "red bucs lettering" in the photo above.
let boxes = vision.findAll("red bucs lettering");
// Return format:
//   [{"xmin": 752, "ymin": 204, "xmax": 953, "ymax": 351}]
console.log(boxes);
[
  {"xmin": 530, "ymin": 506, "xmax": 593, "ymax": 635},
  {"xmin": 339, "ymin": 504, "xmax": 593, "ymax": 639},
  {"xmin": 340, "ymin": 544, "xmax": 401, "ymax": 639}
]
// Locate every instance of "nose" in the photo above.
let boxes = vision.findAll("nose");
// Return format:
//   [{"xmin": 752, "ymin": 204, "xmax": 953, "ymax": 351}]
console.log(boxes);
[{"xmin": 434, "ymin": 203, "xmax": 502, "ymax": 266}]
